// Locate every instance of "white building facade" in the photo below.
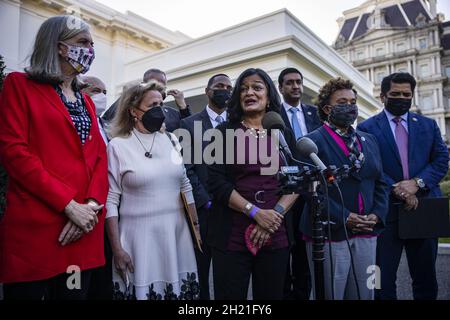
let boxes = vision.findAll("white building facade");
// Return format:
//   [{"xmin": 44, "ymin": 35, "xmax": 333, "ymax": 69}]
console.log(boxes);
[
  {"xmin": 0, "ymin": 0, "xmax": 382, "ymax": 119},
  {"xmin": 0, "ymin": 0, "xmax": 190, "ymax": 103}
]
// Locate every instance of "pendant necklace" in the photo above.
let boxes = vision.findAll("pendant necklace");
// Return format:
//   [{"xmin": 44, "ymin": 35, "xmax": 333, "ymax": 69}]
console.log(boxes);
[{"xmin": 133, "ymin": 130, "xmax": 157, "ymax": 158}]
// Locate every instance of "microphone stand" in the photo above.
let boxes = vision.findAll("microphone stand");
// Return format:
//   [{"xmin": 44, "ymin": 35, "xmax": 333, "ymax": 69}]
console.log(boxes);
[
  {"xmin": 278, "ymin": 163, "xmax": 354, "ymax": 300},
  {"xmin": 309, "ymin": 178, "xmax": 326, "ymax": 300}
]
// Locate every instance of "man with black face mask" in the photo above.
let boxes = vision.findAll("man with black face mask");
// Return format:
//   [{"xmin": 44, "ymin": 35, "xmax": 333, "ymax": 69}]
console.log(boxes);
[
  {"xmin": 179, "ymin": 74, "xmax": 232, "ymax": 299},
  {"xmin": 358, "ymin": 72, "xmax": 449, "ymax": 300}
]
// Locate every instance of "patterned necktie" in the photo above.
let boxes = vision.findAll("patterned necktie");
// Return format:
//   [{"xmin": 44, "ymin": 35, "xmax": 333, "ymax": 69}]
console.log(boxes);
[
  {"xmin": 289, "ymin": 107, "xmax": 303, "ymax": 140},
  {"xmin": 215, "ymin": 115, "xmax": 224, "ymax": 127},
  {"xmin": 393, "ymin": 117, "xmax": 409, "ymax": 179}
]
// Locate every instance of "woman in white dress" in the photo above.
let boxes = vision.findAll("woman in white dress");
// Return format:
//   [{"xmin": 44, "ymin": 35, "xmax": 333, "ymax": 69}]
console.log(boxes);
[{"xmin": 106, "ymin": 81, "xmax": 200, "ymax": 300}]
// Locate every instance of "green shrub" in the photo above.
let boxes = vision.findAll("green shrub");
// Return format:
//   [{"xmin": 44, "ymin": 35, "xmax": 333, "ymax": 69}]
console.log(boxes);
[{"xmin": 440, "ymin": 180, "xmax": 450, "ymax": 198}]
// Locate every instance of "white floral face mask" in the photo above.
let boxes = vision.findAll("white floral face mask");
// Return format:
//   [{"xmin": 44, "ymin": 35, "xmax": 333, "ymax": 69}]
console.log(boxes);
[{"xmin": 60, "ymin": 42, "xmax": 95, "ymax": 74}]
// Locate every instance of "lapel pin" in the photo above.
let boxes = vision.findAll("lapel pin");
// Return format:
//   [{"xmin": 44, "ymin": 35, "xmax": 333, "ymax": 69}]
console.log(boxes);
[
  {"xmin": 307, "ymin": 111, "xmax": 312, "ymax": 116},
  {"xmin": 412, "ymin": 117, "xmax": 418, "ymax": 122},
  {"xmin": 361, "ymin": 136, "xmax": 366, "ymax": 142}
]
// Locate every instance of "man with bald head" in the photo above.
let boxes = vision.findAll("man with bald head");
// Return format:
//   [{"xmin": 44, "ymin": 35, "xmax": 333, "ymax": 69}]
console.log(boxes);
[
  {"xmin": 102, "ymin": 68, "xmax": 192, "ymax": 132},
  {"xmin": 81, "ymin": 76, "xmax": 109, "ymax": 144}
]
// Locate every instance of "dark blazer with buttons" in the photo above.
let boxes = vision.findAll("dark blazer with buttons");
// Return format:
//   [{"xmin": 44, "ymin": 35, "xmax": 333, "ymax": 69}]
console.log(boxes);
[
  {"xmin": 357, "ymin": 111, "xmax": 449, "ymax": 221},
  {"xmin": 299, "ymin": 126, "xmax": 390, "ymax": 242},
  {"xmin": 102, "ymin": 99, "xmax": 191, "ymax": 132},
  {"xmin": 280, "ymin": 102, "xmax": 322, "ymax": 239},
  {"xmin": 180, "ymin": 108, "xmax": 214, "ymax": 209}
]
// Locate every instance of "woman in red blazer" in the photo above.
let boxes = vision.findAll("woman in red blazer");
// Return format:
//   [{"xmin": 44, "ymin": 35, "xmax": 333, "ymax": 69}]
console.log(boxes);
[{"xmin": 0, "ymin": 16, "xmax": 108, "ymax": 300}]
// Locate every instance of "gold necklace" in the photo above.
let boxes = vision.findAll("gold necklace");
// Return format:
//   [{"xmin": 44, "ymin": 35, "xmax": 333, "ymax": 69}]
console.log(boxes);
[{"xmin": 241, "ymin": 120, "xmax": 267, "ymax": 139}]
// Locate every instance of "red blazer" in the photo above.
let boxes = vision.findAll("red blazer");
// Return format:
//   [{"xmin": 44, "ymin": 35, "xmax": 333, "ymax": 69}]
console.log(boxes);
[{"xmin": 0, "ymin": 72, "xmax": 108, "ymax": 283}]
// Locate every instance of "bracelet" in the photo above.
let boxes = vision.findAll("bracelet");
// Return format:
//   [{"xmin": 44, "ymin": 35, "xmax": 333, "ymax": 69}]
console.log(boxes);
[{"xmin": 249, "ymin": 205, "xmax": 260, "ymax": 219}]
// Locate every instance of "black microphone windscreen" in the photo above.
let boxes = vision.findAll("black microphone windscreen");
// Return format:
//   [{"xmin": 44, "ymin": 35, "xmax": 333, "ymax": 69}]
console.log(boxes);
[
  {"xmin": 296, "ymin": 137, "xmax": 318, "ymax": 158},
  {"xmin": 262, "ymin": 111, "xmax": 285, "ymax": 131}
]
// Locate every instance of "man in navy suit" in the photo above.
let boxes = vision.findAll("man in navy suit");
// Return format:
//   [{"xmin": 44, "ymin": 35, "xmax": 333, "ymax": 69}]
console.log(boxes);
[
  {"xmin": 357, "ymin": 72, "xmax": 449, "ymax": 300},
  {"xmin": 277, "ymin": 68, "xmax": 321, "ymax": 300},
  {"xmin": 180, "ymin": 74, "xmax": 233, "ymax": 300},
  {"xmin": 102, "ymin": 68, "xmax": 191, "ymax": 132}
]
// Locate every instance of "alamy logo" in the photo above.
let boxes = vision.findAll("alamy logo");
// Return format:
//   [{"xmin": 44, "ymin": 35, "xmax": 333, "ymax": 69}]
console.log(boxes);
[{"xmin": 66, "ymin": 265, "xmax": 81, "ymax": 290}]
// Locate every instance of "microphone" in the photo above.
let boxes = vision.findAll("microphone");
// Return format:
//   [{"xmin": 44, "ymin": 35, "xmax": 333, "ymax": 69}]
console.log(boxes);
[
  {"xmin": 262, "ymin": 111, "xmax": 294, "ymax": 161},
  {"xmin": 296, "ymin": 137, "xmax": 336, "ymax": 185}
]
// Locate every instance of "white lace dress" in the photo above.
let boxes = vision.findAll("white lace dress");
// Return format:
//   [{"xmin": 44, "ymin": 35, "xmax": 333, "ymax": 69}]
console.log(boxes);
[{"xmin": 106, "ymin": 129, "xmax": 199, "ymax": 300}]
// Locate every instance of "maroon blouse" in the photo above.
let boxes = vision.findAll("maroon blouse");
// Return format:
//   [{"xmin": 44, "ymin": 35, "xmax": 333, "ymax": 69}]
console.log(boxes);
[{"xmin": 227, "ymin": 124, "xmax": 289, "ymax": 251}]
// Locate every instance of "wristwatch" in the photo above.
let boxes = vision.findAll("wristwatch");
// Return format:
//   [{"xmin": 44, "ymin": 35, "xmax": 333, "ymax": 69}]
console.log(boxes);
[
  {"xmin": 274, "ymin": 203, "xmax": 286, "ymax": 216},
  {"xmin": 414, "ymin": 177, "xmax": 425, "ymax": 189},
  {"xmin": 244, "ymin": 202, "xmax": 253, "ymax": 215}
]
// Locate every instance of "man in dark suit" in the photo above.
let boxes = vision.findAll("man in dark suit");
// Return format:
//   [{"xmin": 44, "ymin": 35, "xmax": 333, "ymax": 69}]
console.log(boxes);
[
  {"xmin": 180, "ymin": 74, "xmax": 233, "ymax": 300},
  {"xmin": 102, "ymin": 68, "xmax": 191, "ymax": 132},
  {"xmin": 277, "ymin": 67, "xmax": 321, "ymax": 300},
  {"xmin": 357, "ymin": 72, "xmax": 449, "ymax": 300}
]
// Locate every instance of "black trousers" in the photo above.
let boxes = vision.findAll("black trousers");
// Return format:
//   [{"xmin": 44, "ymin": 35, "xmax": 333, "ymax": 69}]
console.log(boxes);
[
  {"xmin": 3, "ymin": 270, "xmax": 93, "ymax": 300},
  {"xmin": 212, "ymin": 247, "xmax": 289, "ymax": 300},
  {"xmin": 375, "ymin": 221, "xmax": 438, "ymax": 300},
  {"xmin": 195, "ymin": 206, "xmax": 212, "ymax": 300},
  {"xmin": 87, "ymin": 228, "xmax": 113, "ymax": 300},
  {"xmin": 284, "ymin": 237, "xmax": 311, "ymax": 300},
  {"xmin": 284, "ymin": 202, "xmax": 311, "ymax": 300}
]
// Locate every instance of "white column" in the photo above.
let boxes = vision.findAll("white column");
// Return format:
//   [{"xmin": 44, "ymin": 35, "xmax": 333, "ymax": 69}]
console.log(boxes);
[
  {"xmin": 438, "ymin": 87, "xmax": 444, "ymax": 109},
  {"xmin": 433, "ymin": 89, "xmax": 439, "ymax": 110},
  {"xmin": 431, "ymin": 56, "xmax": 436, "ymax": 75},
  {"xmin": 0, "ymin": 0, "xmax": 22, "ymax": 72},
  {"xmin": 408, "ymin": 60, "xmax": 412, "ymax": 73},
  {"xmin": 370, "ymin": 67, "xmax": 374, "ymax": 82},
  {"xmin": 436, "ymin": 55, "xmax": 442, "ymax": 75}
]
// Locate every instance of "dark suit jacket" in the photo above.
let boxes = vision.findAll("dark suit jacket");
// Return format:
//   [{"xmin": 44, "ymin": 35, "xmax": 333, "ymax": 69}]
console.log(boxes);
[
  {"xmin": 357, "ymin": 111, "xmax": 449, "ymax": 222},
  {"xmin": 280, "ymin": 103, "xmax": 322, "ymax": 238},
  {"xmin": 180, "ymin": 108, "xmax": 213, "ymax": 209},
  {"xmin": 299, "ymin": 126, "xmax": 389, "ymax": 241},
  {"xmin": 102, "ymin": 98, "xmax": 191, "ymax": 132},
  {"xmin": 280, "ymin": 102, "xmax": 322, "ymax": 135},
  {"xmin": 207, "ymin": 121, "xmax": 299, "ymax": 250}
]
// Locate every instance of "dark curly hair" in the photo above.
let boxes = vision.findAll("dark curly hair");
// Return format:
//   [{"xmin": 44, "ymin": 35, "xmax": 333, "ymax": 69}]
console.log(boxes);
[
  {"xmin": 316, "ymin": 77, "xmax": 357, "ymax": 122},
  {"xmin": 228, "ymin": 68, "xmax": 281, "ymax": 124}
]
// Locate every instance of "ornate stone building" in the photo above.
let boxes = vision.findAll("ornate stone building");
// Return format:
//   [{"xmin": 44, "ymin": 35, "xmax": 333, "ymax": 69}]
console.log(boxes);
[{"xmin": 334, "ymin": 0, "xmax": 450, "ymax": 142}]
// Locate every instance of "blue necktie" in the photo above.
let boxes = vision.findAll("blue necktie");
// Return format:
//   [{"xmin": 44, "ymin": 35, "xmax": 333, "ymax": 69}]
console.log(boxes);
[
  {"xmin": 289, "ymin": 107, "xmax": 303, "ymax": 140},
  {"xmin": 215, "ymin": 115, "xmax": 224, "ymax": 127}
]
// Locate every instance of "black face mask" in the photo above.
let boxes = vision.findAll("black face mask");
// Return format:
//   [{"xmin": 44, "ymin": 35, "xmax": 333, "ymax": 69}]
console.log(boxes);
[
  {"xmin": 211, "ymin": 89, "xmax": 231, "ymax": 109},
  {"xmin": 140, "ymin": 106, "xmax": 165, "ymax": 133},
  {"xmin": 328, "ymin": 104, "xmax": 358, "ymax": 128},
  {"xmin": 385, "ymin": 97, "xmax": 411, "ymax": 116}
]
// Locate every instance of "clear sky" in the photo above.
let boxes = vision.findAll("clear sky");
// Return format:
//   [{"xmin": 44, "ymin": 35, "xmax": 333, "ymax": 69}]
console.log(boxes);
[{"xmin": 95, "ymin": 0, "xmax": 450, "ymax": 45}]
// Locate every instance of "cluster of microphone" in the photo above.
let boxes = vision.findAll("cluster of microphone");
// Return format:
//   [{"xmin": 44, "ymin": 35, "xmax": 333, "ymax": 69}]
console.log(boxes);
[{"xmin": 262, "ymin": 111, "xmax": 328, "ymax": 172}]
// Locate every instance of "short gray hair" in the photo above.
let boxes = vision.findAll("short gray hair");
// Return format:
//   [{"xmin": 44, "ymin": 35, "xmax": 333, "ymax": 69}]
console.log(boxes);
[{"xmin": 26, "ymin": 15, "xmax": 90, "ymax": 85}]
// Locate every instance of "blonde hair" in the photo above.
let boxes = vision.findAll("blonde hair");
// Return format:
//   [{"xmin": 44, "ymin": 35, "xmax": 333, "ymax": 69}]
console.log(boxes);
[{"xmin": 111, "ymin": 80, "xmax": 166, "ymax": 138}]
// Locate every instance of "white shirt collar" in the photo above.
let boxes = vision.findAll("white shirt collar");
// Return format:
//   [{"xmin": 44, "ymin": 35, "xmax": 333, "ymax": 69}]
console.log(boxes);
[
  {"xmin": 384, "ymin": 108, "xmax": 408, "ymax": 123},
  {"xmin": 283, "ymin": 101, "xmax": 303, "ymax": 113},
  {"xmin": 206, "ymin": 105, "xmax": 227, "ymax": 122}
]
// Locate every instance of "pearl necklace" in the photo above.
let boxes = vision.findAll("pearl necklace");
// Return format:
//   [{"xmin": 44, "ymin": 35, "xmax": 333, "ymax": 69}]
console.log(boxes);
[{"xmin": 241, "ymin": 121, "xmax": 267, "ymax": 139}]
